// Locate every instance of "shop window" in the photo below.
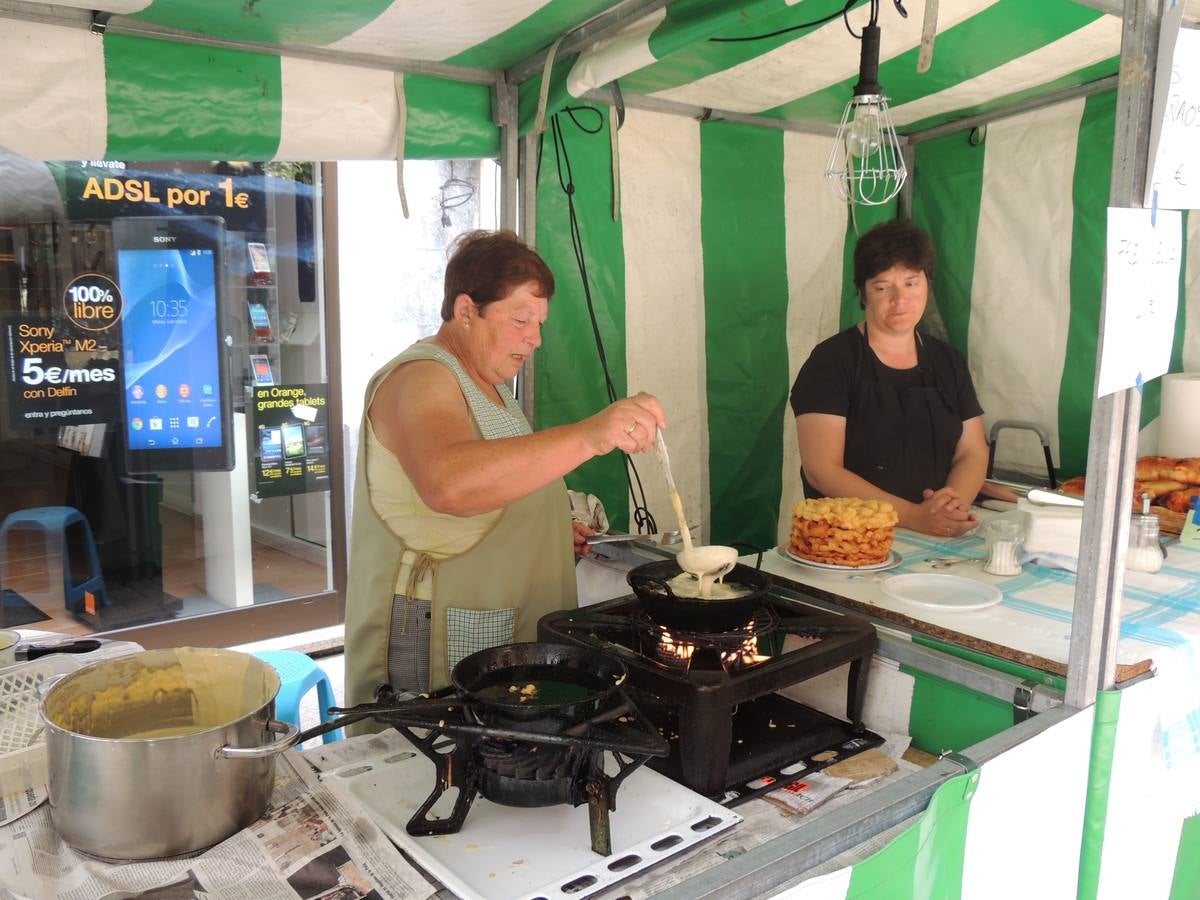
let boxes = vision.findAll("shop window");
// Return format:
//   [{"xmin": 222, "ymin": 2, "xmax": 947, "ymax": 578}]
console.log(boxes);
[{"xmin": 0, "ymin": 154, "xmax": 334, "ymax": 637}]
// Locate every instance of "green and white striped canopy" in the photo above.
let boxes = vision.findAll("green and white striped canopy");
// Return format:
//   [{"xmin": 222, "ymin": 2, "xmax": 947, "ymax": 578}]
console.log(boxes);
[{"xmin": 0, "ymin": 0, "xmax": 1145, "ymax": 161}]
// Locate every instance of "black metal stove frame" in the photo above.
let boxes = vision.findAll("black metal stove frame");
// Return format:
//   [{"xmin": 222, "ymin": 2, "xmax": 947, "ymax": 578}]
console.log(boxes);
[
  {"xmin": 539, "ymin": 594, "xmax": 879, "ymax": 796},
  {"xmin": 305, "ymin": 684, "xmax": 668, "ymax": 855}
]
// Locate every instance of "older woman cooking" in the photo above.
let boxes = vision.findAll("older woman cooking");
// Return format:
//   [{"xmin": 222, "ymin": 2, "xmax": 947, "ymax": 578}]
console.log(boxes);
[
  {"xmin": 345, "ymin": 230, "xmax": 664, "ymax": 710},
  {"xmin": 790, "ymin": 220, "xmax": 987, "ymax": 537}
]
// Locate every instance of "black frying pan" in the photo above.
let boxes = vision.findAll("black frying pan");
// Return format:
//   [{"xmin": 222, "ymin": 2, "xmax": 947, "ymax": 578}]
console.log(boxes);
[
  {"xmin": 451, "ymin": 642, "xmax": 627, "ymax": 729},
  {"xmin": 627, "ymin": 559, "xmax": 771, "ymax": 631}
]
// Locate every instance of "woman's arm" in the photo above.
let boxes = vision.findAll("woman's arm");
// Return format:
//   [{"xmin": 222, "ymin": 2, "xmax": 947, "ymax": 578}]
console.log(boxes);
[
  {"xmin": 370, "ymin": 360, "xmax": 664, "ymax": 517},
  {"xmin": 796, "ymin": 413, "xmax": 975, "ymax": 536},
  {"xmin": 944, "ymin": 416, "xmax": 988, "ymax": 504}
]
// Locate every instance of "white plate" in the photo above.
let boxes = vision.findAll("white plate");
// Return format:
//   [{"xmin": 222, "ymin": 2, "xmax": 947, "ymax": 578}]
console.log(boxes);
[
  {"xmin": 776, "ymin": 547, "xmax": 902, "ymax": 573},
  {"xmin": 880, "ymin": 573, "xmax": 1003, "ymax": 612}
]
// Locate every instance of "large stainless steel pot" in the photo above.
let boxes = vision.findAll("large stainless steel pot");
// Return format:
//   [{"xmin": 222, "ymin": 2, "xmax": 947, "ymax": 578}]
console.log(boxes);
[{"xmin": 40, "ymin": 647, "xmax": 299, "ymax": 860}]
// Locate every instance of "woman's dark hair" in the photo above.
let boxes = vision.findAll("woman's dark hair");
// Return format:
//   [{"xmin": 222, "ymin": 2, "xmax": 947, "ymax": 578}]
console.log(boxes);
[
  {"xmin": 441, "ymin": 230, "xmax": 555, "ymax": 321},
  {"xmin": 853, "ymin": 220, "xmax": 935, "ymax": 307}
]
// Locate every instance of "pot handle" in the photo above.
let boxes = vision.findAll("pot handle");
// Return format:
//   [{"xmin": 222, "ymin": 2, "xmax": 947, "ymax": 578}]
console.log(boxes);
[
  {"xmin": 215, "ymin": 719, "xmax": 300, "ymax": 760},
  {"xmin": 628, "ymin": 572, "xmax": 680, "ymax": 600}
]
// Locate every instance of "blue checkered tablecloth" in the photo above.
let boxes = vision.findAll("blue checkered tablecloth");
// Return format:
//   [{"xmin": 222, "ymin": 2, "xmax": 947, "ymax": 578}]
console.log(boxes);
[{"xmin": 761, "ymin": 527, "xmax": 1200, "ymax": 769}]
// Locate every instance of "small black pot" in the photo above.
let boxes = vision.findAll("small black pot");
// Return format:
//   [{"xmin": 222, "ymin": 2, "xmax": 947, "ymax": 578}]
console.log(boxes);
[{"xmin": 626, "ymin": 559, "xmax": 771, "ymax": 632}]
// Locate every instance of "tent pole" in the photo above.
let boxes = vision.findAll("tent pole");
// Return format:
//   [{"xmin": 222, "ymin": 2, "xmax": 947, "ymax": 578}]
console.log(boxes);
[
  {"xmin": 579, "ymin": 89, "xmax": 840, "ymax": 137},
  {"xmin": 1064, "ymin": 0, "xmax": 1163, "ymax": 711},
  {"xmin": 507, "ymin": 0, "xmax": 677, "ymax": 85},
  {"xmin": 907, "ymin": 76, "xmax": 1118, "ymax": 146},
  {"xmin": 495, "ymin": 79, "xmax": 520, "ymax": 232}
]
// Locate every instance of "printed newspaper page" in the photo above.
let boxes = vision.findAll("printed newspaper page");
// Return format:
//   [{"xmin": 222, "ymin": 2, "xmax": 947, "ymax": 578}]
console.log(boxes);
[
  {"xmin": 0, "ymin": 746, "xmax": 47, "ymax": 828},
  {"xmin": 0, "ymin": 749, "xmax": 433, "ymax": 900}
]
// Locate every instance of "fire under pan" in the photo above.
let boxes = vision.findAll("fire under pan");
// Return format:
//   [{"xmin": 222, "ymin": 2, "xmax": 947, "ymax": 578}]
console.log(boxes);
[{"xmin": 539, "ymin": 593, "xmax": 881, "ymax": 797}]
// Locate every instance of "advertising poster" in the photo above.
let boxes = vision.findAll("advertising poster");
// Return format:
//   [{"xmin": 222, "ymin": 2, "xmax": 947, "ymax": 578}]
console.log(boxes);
[
  {"xmin": 3, "ymin": 273, "xmax": 122, "ymax": 429},
  {"xmin": 253, "ymin": 383, "xmax": 329, "ymax": 498},
  {"xmin": 54, "ymin": 161, "xmax": 267, "ymax": 231}
]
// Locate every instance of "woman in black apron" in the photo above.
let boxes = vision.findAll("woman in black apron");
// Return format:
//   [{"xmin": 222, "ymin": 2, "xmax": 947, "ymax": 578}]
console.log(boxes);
[{"xmin": 790, "ymin": 220, "xmax": 988, "ymax": 537}]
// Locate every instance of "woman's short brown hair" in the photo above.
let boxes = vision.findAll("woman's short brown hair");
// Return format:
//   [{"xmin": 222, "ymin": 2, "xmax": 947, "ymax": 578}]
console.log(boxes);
[
  {"xmin": 853, "ymin": 220, "xmax": 935, "ymax": 300},
  {"xmin": 441, "ymin": 230, "xmax": 555, "ymax": 321}
]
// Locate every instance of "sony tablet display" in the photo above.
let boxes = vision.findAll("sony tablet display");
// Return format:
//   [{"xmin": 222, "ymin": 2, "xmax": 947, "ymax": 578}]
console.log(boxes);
[{"xmin": 115, "ymin": 217, "xmax": 233, "ymax": 471}]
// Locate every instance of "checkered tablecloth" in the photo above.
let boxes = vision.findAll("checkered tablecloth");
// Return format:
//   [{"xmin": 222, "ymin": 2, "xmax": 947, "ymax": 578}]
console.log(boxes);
[{"xmin": 760, "ymin": 524, "xmax": 1200, "ymax": 769}]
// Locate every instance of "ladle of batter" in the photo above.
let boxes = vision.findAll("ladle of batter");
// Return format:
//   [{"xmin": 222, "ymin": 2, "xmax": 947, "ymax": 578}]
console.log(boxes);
[{"xmin": 655, "ymin": 430, "xmax": 739, "ymax": 598}]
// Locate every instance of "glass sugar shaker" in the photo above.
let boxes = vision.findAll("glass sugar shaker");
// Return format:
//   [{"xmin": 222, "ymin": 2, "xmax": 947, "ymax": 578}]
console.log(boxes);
[{"xmin": 1127, "ymin": 493, "xmax": 1164, "ymax": 574}]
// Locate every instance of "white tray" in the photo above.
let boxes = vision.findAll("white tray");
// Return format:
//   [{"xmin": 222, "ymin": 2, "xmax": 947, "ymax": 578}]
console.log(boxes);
[
  {"xmin": 331, "ymin": 745, "xmax": 741, "ymax": 900},
  {"xmin": 881, "ymin": 573, "xmax": 1004, "ymax": 612}
]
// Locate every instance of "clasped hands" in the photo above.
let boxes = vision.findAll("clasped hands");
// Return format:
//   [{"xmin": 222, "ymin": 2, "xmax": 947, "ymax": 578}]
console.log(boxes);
[{"xmin": 915, "ymin": 486, "xmax": 977, "ymax": 538}]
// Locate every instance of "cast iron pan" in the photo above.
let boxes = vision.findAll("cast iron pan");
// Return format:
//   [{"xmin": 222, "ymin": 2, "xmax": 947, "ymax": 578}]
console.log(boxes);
[
  {"xmin": 627, "ymin": 559, "xmax": 771, "ymax": 632},
  {"xmin": 451, "ymin": 641, "xmax": 627, "ymax": 729}
]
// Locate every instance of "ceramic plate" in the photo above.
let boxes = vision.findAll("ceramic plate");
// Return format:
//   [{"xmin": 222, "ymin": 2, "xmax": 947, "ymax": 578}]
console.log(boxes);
[
  {"xmin": 776, "ymin": 547, "xmax": 903, "ymax": 573},
  {"xmin": 880, "ymin": 573, "xmax": 1003, "ymax": 612}
]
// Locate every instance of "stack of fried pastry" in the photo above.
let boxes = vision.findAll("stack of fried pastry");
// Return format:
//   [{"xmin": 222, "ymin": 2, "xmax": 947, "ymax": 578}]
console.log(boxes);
[
  {"xmin": 790, "ymin": 498, "xmax": 899, "ymax": 566},
  {"xmin": 1059, "ymin": 455, "xmax": 1200, "ymax": 533}
]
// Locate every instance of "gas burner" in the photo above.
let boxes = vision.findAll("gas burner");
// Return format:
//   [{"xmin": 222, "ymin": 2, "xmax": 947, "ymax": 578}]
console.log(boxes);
[
  {"xmin": 311, "ymin": 680, "xmax": 667, "ymax": 855},
  {"xmin": 539, "ymin": 593, "xmax": 879, "ymax": 797},
  {"xmin": 646, "ymin": 608, "xmax": 777, "ymax": 673}
]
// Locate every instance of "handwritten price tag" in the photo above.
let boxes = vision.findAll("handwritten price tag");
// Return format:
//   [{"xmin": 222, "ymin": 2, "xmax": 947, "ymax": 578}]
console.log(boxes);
[
  {"xmin": 1096, "ymin": 207, "xmax": 1182, "ymax": 398},
  {"xmin": 1148, "ymin": 26, "xmax": 1200, "ymax": 210}
]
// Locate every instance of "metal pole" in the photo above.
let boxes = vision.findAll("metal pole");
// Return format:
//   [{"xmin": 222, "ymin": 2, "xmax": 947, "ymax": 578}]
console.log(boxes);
[
  {"xmin": 1065, "ymin": 0, "xmax": 1163, "ymax": 710},
  {"xmin": 495, "ymin": 79, "xmax": 520, "ymax": 232}
]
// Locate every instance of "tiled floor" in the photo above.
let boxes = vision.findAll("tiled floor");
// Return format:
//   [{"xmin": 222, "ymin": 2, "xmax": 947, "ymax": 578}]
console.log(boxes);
[{"xmin": 3, "ymin": 506, "xmax": 329, "ymax": 636}]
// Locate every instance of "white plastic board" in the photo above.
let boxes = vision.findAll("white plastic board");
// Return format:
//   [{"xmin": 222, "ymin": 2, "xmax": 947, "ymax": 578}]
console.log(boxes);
[{"xmin": 331, "ymin": 746, "xmax": 742, "ymax": 900}]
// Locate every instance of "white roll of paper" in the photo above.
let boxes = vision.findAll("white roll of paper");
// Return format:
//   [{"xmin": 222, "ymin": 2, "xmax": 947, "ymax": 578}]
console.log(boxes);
[{"xmin": 1159, "ymin": 373, "xmax": 1200, "ymax": 458}]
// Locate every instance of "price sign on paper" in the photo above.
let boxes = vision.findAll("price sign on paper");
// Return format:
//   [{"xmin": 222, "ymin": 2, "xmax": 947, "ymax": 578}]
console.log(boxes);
[
  {"xmin": 1096, "ymin": 207, "xmax": 1182, "ymax": 398},
  {"xmin": 1147, "ymin": 23, "xmax": 1200, "ymax": 210}
]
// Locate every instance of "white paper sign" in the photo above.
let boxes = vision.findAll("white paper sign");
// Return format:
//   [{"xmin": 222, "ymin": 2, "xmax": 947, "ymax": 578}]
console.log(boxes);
[
  {"xmin": 1148, "ymin": 26, "xmax": 1200, "ymax": 211},
  {"xmin": 1096, "ymin": 207, "xmax": 1182, "ymax": 399}
]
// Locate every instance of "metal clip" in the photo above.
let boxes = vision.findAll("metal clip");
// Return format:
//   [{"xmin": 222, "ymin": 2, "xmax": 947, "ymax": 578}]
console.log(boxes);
[
  {"xmin": 90, "ymin": 12, "xmax": 112, "ymax": 36},
  {"xmin": 1012, "ymin": 681, "xmax": 1036, "ymax": 724},
  {"xmin": 938, "ymin": 750, "xmax": 977, "ymax": 772}
]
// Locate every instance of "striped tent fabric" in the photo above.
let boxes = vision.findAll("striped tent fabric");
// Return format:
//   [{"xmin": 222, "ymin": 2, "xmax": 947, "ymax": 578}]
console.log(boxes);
[
  {"xmin": 0, "ymin": 0, "xmax": 1196, "ymax": 547},
  {"xmin": 0, "ymin": 0, "xmax": 1143, "ymax": 161},
  {"xmin": 533, "ymin": 99, "xmax": 1198, "ymax": 549}
]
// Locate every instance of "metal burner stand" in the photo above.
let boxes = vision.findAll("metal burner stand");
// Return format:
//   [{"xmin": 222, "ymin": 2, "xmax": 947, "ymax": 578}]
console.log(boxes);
[
  {"xmin": 311, "ymin": 685, "xmax": 668, "ymax": 855},
  {"xmin": 539, "ymin": 596, "xmax": 879, "ymax": 796}
]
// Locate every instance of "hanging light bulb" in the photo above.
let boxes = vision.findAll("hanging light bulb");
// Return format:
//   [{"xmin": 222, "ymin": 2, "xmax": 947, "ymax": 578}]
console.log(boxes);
[{"xmin": 825, "ymin": 20, "xmax": 907, "ymax": 207}]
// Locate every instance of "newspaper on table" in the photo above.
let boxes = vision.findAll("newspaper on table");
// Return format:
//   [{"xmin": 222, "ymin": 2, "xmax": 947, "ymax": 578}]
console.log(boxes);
[
  {"xmin": 0, "ymin": 748, "xmax": 434, "ymax": 900},
  {"xmin": 593, "ymin": 733, "xmax": 919, "ymax": 899},
  {"xmin": 0, "ymin": 746, "xmax": 47, "ymax": 827}
]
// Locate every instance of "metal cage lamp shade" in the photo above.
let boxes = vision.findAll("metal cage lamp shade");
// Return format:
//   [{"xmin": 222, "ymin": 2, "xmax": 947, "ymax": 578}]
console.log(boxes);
[{"xmin": 825, "ymin": 23, "xmax": 907, "ymax": 207}]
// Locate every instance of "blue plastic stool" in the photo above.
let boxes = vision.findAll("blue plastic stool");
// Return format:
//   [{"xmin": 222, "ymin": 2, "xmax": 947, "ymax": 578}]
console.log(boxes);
[
  {"xmin": 0, "ymin": 506, "xmax": 108, "ymax": 616},
  {"xmin": 253, "ymin": 650, "xmax": 343, "ymax": 744}
]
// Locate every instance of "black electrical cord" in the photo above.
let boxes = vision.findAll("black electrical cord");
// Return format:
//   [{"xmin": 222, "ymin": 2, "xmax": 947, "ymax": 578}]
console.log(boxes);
[
  {"xmin": 709, "ymin": 0, "xmax": 864, "ymax": 43},
  {"xmin": 710, "ymin": 0, "xmax": 903, "ymax": 44},
  {"xmin": 539, "ymin": 107, "xmax": 658, "ymax": 535}
]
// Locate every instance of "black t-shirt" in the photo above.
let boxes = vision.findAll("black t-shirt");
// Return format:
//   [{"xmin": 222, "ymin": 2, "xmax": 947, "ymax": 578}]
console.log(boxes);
[{"xmin": 789, "ymin": 326, "xmax": 983, "ymax": 501}]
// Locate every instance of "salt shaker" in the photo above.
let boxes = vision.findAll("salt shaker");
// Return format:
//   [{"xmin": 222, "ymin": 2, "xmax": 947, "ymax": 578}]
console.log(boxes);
[
  {"xmin": 983, "ymin": 518, "xmax": 1024, "ymax": 576},
  {"xmin": 1127, "ymin": 494, "xmax": 1164, "ymax": 574}
]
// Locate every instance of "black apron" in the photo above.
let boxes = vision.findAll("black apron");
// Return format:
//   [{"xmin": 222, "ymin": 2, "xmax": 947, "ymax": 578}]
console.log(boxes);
[{"xmin": 802, "ymin": 325, "xmax": 963, "ymax": 504}]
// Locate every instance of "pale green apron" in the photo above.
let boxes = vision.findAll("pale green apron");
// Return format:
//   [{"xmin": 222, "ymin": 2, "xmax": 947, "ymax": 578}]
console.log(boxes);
[{"xmin": 343, "ymin": 344, "xmax": 577, "ymax": 715}]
